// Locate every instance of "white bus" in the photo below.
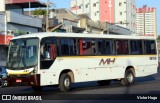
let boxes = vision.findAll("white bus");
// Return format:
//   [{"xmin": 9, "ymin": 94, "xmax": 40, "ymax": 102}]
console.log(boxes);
[{"xmin": 6, "ymin": 32, "xmax": 158, "ymax": 92}]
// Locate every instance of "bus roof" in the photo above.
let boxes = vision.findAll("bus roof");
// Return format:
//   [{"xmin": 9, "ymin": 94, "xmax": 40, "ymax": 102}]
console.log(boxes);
[{"xmin": 11, "ymin": 32, "xmax": 156, "ymax": 40}]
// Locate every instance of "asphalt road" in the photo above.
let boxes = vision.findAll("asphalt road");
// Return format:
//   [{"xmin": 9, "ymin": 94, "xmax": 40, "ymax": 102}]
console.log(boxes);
[{"xmin": 0, "ymin": 73, "xmax": 160, "ymax": 102}]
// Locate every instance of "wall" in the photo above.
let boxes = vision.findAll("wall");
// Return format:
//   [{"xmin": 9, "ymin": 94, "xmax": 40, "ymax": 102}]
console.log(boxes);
[
  {"xmin": 0, "ymin": 46, "xmax": 7, "ymax": 66},
  {"xmin": 100, "ymin": 0, "xmax": 108, "ymax": 22},
  {"xmin": 70, "ymin": 0, "xmax": 100, "ymax": 21},
  {"xmin": 126, "ymin": 0, "xmax": 136, "ymax": 34},
  {"xmin": 6, "ymin": 5, "xmax": 23, "ymax": 14},
  {"xmin": 7, "ymin": 23, "xmax": 39, "ymax": 34},
  {"xmin": 90, "ymin": 0, "xmax": 100, "ymax": 21},
  {"xmin": 114, "ymin": 0, "xmax": 126, "ymax": 27},
  {"xmin": 0, "ymin": 0, "xmax": 5, "ymax": 12},
  {"xmin": 7, "ymin": 11, "xmax": 42, "ymax": 28},
  {"xmin": 104, "ymin": 0, "xmax": 115, "ymax": 23}
]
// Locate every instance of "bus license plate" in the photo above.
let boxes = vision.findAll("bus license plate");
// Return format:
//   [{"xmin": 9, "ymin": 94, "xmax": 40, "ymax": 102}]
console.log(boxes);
[{"xmin": 16, "ymin": 79, "xmax": 22, "ymax": 83}]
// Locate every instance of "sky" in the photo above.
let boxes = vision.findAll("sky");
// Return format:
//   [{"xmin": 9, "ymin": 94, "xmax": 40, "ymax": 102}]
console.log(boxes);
[{"xmin": 41, "ymin": 0, "xmax": 160, "ymax": 35}]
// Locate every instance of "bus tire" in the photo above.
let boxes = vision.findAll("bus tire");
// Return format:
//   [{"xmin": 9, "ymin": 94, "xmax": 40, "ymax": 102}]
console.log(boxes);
[
  {"xmin": 97, "ymin": 80, "xmax": 111, "ymax": 86},
  {"xmin": 121, "ymin": 69, "xmax": 135, "ymax": 86},
  {"xmin": 59, "ymin": 73, "xmax": 71, "ymax": 92},
  {"xmin": 32, "ymin": 86, "xmax": 43, "ymax": 91}
]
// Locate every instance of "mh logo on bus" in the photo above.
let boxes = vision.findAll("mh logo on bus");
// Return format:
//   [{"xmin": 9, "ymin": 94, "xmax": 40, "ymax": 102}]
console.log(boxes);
[{"xmin": 99, "ymin": 58, "xmax": 116, "ymax": 65}]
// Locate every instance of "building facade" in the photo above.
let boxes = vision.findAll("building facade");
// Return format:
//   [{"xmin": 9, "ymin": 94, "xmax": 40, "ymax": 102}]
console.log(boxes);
[
  {"xmin": 136, "ymin": 5, "xmax": 157, "ymax": 37},
  {"xmin": 70, "ymin": 0, "xmax": 136, "ymax": 34}
]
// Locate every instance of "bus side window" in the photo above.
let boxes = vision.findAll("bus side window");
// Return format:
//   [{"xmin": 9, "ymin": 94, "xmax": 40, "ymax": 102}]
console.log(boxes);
[
  {"xmin": 115, "ymin": 40, "xmax": 129, "ymax": 55},
  {"xmin": 40, "ymin": 37, "xmax": 58, "ymax": 69},
  {"xmin": 151, "ymin": 41, "xmax": 156, "ymax": 54},
  {"xmin": 79, "ymin": 39, "xmax": 83, "ymax": 55},
  {"xmin": 81, "ymin": 39, "xmax": 96, "ymax": 55},
  {"xmin": 123, "ymin": 40, "xmax": 129, "ymax": 54},
  {"xmin": 137, "ymin": 41, "xmax": 143, "ymax": 54},
  {"xmin": 115, "ymin": 40, "xmax": 123, "ymax": 54},
  {"xmin": 144, "ymin": 40, "xmax": 156, "ymax": 54},
  {"xmin": 91, "ymin": 40, "xmax": 97, "ymax": 55},
  {"xmin": 60, "ymin": 38, "xmax": 77, "ymax": 56},
  {"xmin": 106, "ymin": 40, "xmax": 112, "ymax": 55},
  {"xmin": 50, "ymin": 44, "xmax": 57, "ymax": 60},
  {"xmin": 97, "ymin": 39, "xmax": 106, "ymax": 55},
  {"xmin": 130, "ymin": 40, "xmax": 143, "ymax": 54},
  {"xmin": 145, "ymin": 41, "xmax": 151, "ymax": 54}
]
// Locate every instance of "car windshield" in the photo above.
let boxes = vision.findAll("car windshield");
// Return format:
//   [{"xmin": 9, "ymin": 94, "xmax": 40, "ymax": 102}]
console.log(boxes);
[{"xmin": 7, "ymin": 38, "xmax": 39, "ymax": 70}]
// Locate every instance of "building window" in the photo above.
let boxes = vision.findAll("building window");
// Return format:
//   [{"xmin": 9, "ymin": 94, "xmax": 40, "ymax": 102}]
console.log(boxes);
[
  {"xmin": 93, "ymin": 3, "xmax": 96, "ymax": 7},
  {"xmin": 120, "ymin": 12, "xmax": 122, "ymax": 15},
  {"xmin": 119, "ymin": 2, "xmax": 122, "ymax": 6},
  {"xmin": 86, "ymin": 4, "xmax": 88, "ymax": 8},
  {"xmin": 79, "ymin": 5, "xmax": 81, "ymax": 9},
  {"xmin": 119, "ymin": 21, "xmax": 123, "ymax": 24},
  {"xmin": 95, "ymin": 12, "xmax": 97, "ymax": 16}
]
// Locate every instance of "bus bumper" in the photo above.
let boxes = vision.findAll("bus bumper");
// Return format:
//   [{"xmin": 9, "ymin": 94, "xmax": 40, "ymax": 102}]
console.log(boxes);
[{"xmin": 7, "ymin": 74, "xmax": 40, "ymax": 87}]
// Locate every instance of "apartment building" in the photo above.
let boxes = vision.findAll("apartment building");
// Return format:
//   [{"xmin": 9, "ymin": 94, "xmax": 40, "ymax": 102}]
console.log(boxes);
[
  {"xmin": 136, "ymin": 5, "xmax": 157, "ymax": 37},
  {"xmin": 70, "ymin": 0, "xmax": 136, "ymax": 34}
]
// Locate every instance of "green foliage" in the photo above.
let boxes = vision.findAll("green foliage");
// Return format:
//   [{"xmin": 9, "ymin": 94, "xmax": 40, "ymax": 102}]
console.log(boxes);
[
  {"xmin": 14, "ymin": 30, "xmax": 26, "ymax": 36},
  {"xmin": 157, "ymin": 36, "xmax": 160, "ymax": 42},
  {"xmin": 32, "ymin": 9, "xmax": 46, "ymax": 15}
]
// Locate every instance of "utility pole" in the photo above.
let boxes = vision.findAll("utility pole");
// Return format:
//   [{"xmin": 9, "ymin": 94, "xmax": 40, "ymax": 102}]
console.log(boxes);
[
  {"xmin": 46, "ymin": 0, "xmax": 49, "ymax": 32},
  {"xmin": 4, "ymin": 0, "xmax": 7, "ymax": 44}
]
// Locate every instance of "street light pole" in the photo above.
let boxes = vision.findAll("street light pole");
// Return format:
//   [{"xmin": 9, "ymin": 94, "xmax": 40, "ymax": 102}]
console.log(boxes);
[
  {"xmin": 4, "ymin": 0, "xmax": 7, "ymax": 44},
  {"xmin": 46, "ymin": 0, "xmax": 49, "ymax": 32}
]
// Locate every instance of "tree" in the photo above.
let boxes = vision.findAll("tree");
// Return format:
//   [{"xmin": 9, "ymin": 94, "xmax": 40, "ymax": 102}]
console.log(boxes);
[
  {"xmin": 32, "ymin": 9, "xmax": 46, "ymax": 15},
  {"xmin": 157, "ymin": 35, "xmax": 160, "ymax": 42}
]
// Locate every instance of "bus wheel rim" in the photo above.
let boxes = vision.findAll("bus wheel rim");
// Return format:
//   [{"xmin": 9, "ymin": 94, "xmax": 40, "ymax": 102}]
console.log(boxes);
[
  {"xmin": 64, "ymin": 78, "xmax": 70, "ymax": 87},
  {"xmin": 127, "ymin": 73, "xmax": 133, "ymax": 83}
]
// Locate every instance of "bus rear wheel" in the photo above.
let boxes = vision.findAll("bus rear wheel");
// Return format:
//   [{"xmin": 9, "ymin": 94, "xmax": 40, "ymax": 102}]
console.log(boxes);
[
  {"xmin": 59, "ymin": 73, "xmax": 71, "ymax": 92},
  {"xmin": 121, "ymin": 68, "xmax": 135, "ymax": 86},
  {"xmin": 97, "ymin": 80, "xmax": 111, "ymax": 86},
  {"xmin": 32, "ymin": 86, "xmax": 43, "ymax": 91}
]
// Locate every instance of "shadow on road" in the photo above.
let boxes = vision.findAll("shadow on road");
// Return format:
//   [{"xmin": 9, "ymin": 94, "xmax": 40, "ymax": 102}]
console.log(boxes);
[
  {"xmin": 17, "ymin": 73, "xmax": 159, "ymax": 95},
  {"xmin": 135, "ymin": 75, "xmax": 156, "ymax": 83}
]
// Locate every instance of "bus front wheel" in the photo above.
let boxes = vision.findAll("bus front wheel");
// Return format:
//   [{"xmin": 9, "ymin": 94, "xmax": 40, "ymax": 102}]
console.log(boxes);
[
  {"xmin": 59, "ymin": 73, "xmax": 71, "ymax": 92},
  {"xmin": 121, "ymin": 68, "xmax": 135, "ymax": 86}
]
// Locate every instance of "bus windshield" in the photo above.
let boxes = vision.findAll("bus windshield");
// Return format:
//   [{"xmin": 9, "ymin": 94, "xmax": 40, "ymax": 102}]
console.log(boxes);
[{"xmin": 7, "ymin": 38, "xmax": 39, "ymax": 70}]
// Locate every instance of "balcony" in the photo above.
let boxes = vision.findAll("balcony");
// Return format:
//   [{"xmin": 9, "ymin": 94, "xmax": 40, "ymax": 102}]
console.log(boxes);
[{"xmin": 6, "ymin": 11, "xmax": 42, "ymax": 28}]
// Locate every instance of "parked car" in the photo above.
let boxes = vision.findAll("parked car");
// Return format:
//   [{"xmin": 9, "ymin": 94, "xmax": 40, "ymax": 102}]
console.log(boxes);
[{"xmin": 0, "ymin": 66, "xmax": 7, "ymax": 87}]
